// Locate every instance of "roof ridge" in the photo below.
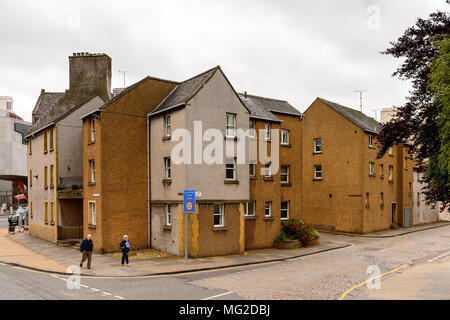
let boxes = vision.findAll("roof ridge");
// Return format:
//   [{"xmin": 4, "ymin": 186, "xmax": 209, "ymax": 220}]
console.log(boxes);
[
  {"xmin": 318, "ymin": 97, "xmax": 377, "ymax": 120},
  {"xmin": 180, "ymin": 65, "xmax": 220, "ymax": 83},
  {"xmin": 240, "ymin": 92, "xmax": 287, "ymax": 103}
]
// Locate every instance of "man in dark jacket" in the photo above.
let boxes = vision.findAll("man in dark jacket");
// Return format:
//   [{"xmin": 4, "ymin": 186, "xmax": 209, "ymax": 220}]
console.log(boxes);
[
  {"xmin": 80, "ymin": 234, "xmax": 93, "ymax": 269},
  {"xmin": 119, "ymin": 235, "xmax": 130, "ymax": 266}
]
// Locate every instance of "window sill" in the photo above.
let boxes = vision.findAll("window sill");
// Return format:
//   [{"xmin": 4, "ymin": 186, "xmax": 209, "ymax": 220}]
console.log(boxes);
[
  {"xmin": 50, "ymin": 185, "xmax": 54, "ymax": 189},
  {"xmin": 264, "ymin": 216, "xmax": 274, "ymax": 221},
  {"xmin": 313, "ymin": 178, "xmax": 323, "ymax": 182},
  {"xmin": 224, "ymin": 136, "xmax": 238, "ymax": 141},
  {"xmin": 44, "ymin": 220, "xmax": 49, "ymax": 225},
  {"xmin": 369, "ymin": 174, "xmax": 376, "ymax": 177},
  {"xmin": 369, "ymin": 145, "xmax": 375, "ymax": 149},
  {"xmin": 88, "ymin": 224, "xmax": 96, "ymax": 229},
  {"xmin": 281, "ymin": 183, "xmax": 291, "ymax": 187},
  {"xmin": 224, "ymin": 180, "xmax": 239, "ymax": 185},
  {"xmin": 380, "ymin": 175, "xmax": 384, "ymax": 179},
  {"xmin": 88, "ymin": 182, "xmax": 96, "ymax": 186},
  {"xmin": 50, "ymin": 221, "xmax": 55, "ymax": 226},
  {"xmin": 162, "ymin": 179, "xmax": 172, "ymax": 185},
  {"xmin": 162, "ymin": 136, "xmax": 171, "ymax": 141},
  {"xmin": 380, "ymin": 203, "xmax": 385, "ymax": 209},
  {"xmin": 44, "ymin": 151, "xmax": 48, "ymax": 155},
  {"xmin": 365, "ymin": 204, "xmax": 370, "ymax": 209},
  {"xmin": 49, "ymin": 148, "xmax": 54, "ymax": 152},
  {"xmin": 281, "ymin": 143, "xmax": 291, "ymax": 148},
  {"xmin": 389, "ymin": 154, "xmax": 394, "ymax": 157},
  {"xmin": 264, "ymin": 139, "xmax": 272, "ymax": 143},
  {"xmin": 213, "ymin": 227, "xmax": 227, "ymax": 232},
  {"xmin": 162, "ymin": 225, "xmax": 172, "ymax": 230},
  {"xmin": 44, "ymin": 186, "xmax": 48, "ymax": 190},
  {"xmin": 389, "ymin": 180, "xmax": 394, "ymax": 184},
  {"xmin": 88, "ymin": 140, "xmax": 95, "ymax": 145},
  {"xmin": 244, "ymin": 216, "xmax": 257, "ymax": 220},
  {"xmin": 313, "ymin": 151, "xmax": 322, "ymax": 155},
  {"xmin": 249, "ymin": 176, "xmax": 257, "ymax": 180},
  {"xmin": 263, "ymin": 176, "xmax": 273, "ymax": 181}
]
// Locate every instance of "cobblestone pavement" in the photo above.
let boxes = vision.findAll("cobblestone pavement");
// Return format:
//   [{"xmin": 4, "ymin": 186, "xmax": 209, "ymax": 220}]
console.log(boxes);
[{"xmin": 192, "ymin": 225, "xmax": 450, "ymax": 299}]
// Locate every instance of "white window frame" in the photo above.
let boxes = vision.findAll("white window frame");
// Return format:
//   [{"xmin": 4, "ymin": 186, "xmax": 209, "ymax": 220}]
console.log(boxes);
[
  {"xmin": 165, "ymin": 115, "xmax": 171, "ymax": 137},
  {"xmin": 164, "ymin": 157, "xmax": 171, "ymax": 179},
  {"xmin": 249, "ymin": 160, "xmax": 256, "ymax": 177},
  {"xmin": 214, "ymin": 203, "xmax": 225, "ymax": 227},
  {"xmin": 369, "ymin": 162, "xmax": 374, "ymax": 175},
  {"xmin": 90, "ymin": 119, "xmax": 95, "ymax": 142},
  {"xmin": 165, "ymin": 204, "xmax": 172, "ymax": 226},
  {"xmin": 314, "ymin": 165, "xmax": 322, "ymax": 180},
  {"xmin": 314, "ymin": 138, "xmax": 322, "ymax": 153},
  {"xmin": 264, "ymin": 123, "xmax": 271, "ymax": 140},
  {"xmin": 264, "ymin": 201, "xmax": 272, "ymax": 217},
  {"xmin": 281, "ymin": 201, "xmax": 289, "ymax": 220},
  {"xmin": 264, "ymin": 162, "xmax": 271, "ymax": 177},
  {"xmin": 389, "ymin": 165, "xmax": 393, "ymax": 181},
  {"xmin": 281, "ymin": 165, "xmax": 289, "ymax": 184},
  {"xmin": 388, "ymin": 146, "xmax": 393, "ymax": 155},
  {"xmin": 89, "ymin": 160, "xmax": 95, "ymax": 183},
  {"xmin": 226, "ymin": 113, "xmax": 236, "ymax": 138},
  {"xmin": 245, "ymin": 201, "xmax": 255, "ymax": 216},
  {"xmin": 369, "ymin": 135, "xmax": 374, "ymax": 147},
  {"xmin": 89, "ymin": 201, "xmax": 96, "ymax": 226},
  {"xmin": 225, "ymin": 157, "xmax": 236, "ymax": 180},
  {"xmin": 281, "ymin": 130, "xmax": 289, "ymax": 145}
]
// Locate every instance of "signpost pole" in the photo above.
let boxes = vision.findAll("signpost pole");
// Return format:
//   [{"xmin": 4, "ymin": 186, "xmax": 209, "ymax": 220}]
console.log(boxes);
[{"xmin": 184, "ymin": 212, "xmax": 188, "ymax": 260}]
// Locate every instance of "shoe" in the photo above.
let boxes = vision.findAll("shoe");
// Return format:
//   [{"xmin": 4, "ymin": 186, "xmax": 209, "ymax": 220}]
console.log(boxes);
[{"xmin": 80, "ymin": 264, "xmax": 82, "ymax": 268}]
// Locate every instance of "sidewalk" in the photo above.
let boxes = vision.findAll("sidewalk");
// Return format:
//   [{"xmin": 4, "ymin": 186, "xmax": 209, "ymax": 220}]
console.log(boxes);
[
  {"xmin": 0, "ymin": 229, "xmax": 349, "ymax": 277},
  {"xmin": 320, "ymin": 221, "xmax": 450, "ymax": 238}
]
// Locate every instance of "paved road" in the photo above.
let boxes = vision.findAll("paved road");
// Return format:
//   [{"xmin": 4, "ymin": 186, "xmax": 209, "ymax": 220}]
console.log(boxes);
[{"xmin": 0, "ymin": 217, "xmax": 449, "ymax": 300}]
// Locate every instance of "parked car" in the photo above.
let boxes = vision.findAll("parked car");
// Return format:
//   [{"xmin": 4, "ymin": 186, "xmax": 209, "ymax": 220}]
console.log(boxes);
[{"xmin": 8, "ymin": 206, "xmax": 28, "ymax": 226}]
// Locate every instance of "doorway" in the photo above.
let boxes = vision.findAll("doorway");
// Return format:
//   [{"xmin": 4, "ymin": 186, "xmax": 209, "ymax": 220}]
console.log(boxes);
[{"xmin": 391, "ymin": 203, "xmax": 397, "ymax": 224}]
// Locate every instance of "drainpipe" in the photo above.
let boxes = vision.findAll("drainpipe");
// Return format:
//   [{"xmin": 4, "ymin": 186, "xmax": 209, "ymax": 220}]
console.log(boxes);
[{"xmin": 146, "ymin": 114, "xmax": 151, "ymax": 248}]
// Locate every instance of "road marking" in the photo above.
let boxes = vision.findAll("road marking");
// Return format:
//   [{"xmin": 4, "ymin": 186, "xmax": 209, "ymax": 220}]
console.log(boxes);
[
  {"xmin": 202, "ymin": 291, "xmax": 233, "ymax": 300},
  {"xmin": 114, "ymin": 295, "xmax": 125, "ymax": 300},
  {"xmin": 80, "ymin": 284, "xmax": 88, "ymax": 288},
  {"xmin": 102, "ymin": 292, "xmax": 111, "ymax": 296},
  {"xmin": 338, "ymin": 264, "xmax": 408, "ymax": 300},
  {"xmin": 90, "ymin": 288, "xmax": 100, "ymax": 292}
]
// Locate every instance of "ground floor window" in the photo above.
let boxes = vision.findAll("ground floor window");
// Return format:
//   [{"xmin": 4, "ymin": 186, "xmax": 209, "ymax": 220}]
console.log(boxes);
[
  {"xmin": 214, "ymin": 203, "xmax": 224, "ymax": 227},
  {"xmin": 281, "ymin": 201, "xmax": 289, "ymax": 220},
  {"xmin": 165, "ymin": 204, "xmax": 172, "ymax": 226}
]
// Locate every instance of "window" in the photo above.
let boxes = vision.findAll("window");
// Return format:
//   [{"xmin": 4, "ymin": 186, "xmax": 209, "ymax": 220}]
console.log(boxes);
[
  {"xmin": 6, "ymin": 101, "xmax": 11, "ymax": 110},
  {"xmin": 388, "ymin": 146, "xmax": 393, "ymax": 155},
  {"xmin": 164, "ymin": 157, "xmax": 171, "ymax": 179},
  {"xmin": 409, "ymin": 182, "xmax": 412, "ymax": 193},
  {"xmin": 28, "ymin": 138, "xmax": 32, "ymax": 155},
  {"xmin": 314, "ymin": 165, "xmax": 322, "ymax": 180},
  {"xmin": 29, "ymin": 170, "xmax": 32, "ymax": 187},
  {"xmin": 264, "ymin": 163, "xmax": 271, "ymax": 177},
  {"xmin": 49, "ymin": 128, "xmax": 54, "ymax": 150},
  {"xmin": 369, "ymin": 162, "xmax": 374, "ymax": 176},
  {"xmin": 380, "ymin": 193, "xmax": 384, "ymax": 206},
  {"xmin": 44, "ymin": 166, "xmax": 48, "ymax": 188},
  {"xmin": 281, "ymin": 165, "xmax": 289, "ymax": 184},
  {"xmin": 380, "ymin": 164, "xmax": 384, "ymax": 177},
  {"xmin": 245, "ymin": 201, "xmax": 255, "ymax": 216},
  {"xmin": 404, "ymin": 157, "xmax": 408, "ymax": 170},
  {"xmin": 43, "ymin": 131, "xmax": 48, "ymax": 153},
  {"xmin": 264, "ymin": 201, "xmax": 272, "ymax": 217},
  {"xmin": 226, "ymin": 113, "xmax": 236, "ymax": 137},
  {"xmin": 249, "ymin": 160, "xmax": 256, "ymax": 177},
  {"xmin": 225, "ymin": 157, "xmax": 236, "ymax": 180},
  {"xmin": 281, "ymin": 130, "xmax": 289, "ymax": 145},
  {"xmin": 89, "ymin": 160, "xmax": 95, "ymax": 183},
  {"xmin": 89, "ymin": 201, "xmax": 96, "ymax": 226},
  {"xmin": 90, "ymin": 119, "xmax": 95, "ymax": 142},
  {"xmin": 389, "ymin": 165, "xmax": 393, "ymax": 181},
  {"xmin": 365, "ymin": 193, "xmax": 370, "ymax": 206},
  {"xmin": 281, "ymin": 201, "xmax": 289, "ymax": 220},
  {"xmin": 165, "ymin": 115, "xmax": 171, "ymax": 137},
  {"xmin": 417, "ymin": 192, "xmax": 421, "ymax": 206},
  {"xmin": 264, "ymin": 123, "xmax": 271, "ymax": 140},
  {"xmin": 249, "ymin": 120, "xmax": 255, "ymax": 138},
  {"xmin": 314, "ymin": 138, "xmax": 322, "ymax": 153},
  {"xmin": 44, "ymin": 201, "xmax": 48, "ymax": 223},
  {"xmin": 165, "ymin": 204, "xmax": 172, "ymax": 226},
  {"xmin": 50, "ymin": 201, "xmax": 54, "ymax": 224},
  {"xmin": 369, "ymin": 135, "xmax": 374, "ymax": 147},
  {"xmin": 50, "ymin": 165, "xmax": 54, "ymax": 187},
  {"xmin": 214, "ymin": 203, "xmax": 224, "ymax": 227}
]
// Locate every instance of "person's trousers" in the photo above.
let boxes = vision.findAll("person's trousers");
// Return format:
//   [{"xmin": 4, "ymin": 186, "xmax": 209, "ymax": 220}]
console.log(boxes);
[
  {"xmin": 80, "ymin": 251, "xmax": 92, "ymax": 268},
  {"xmin": 121, "ymin": 252, "xmax": 129, "ymax": 265}
]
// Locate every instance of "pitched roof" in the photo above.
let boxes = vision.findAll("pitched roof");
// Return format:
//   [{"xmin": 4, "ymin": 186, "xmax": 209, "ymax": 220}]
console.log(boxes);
[
  {"xmin": 149, "ymin": 66, "xmax": 219, "ymax": 116},
  {"xmin": 318, "ymin": 98, "xmax": 382, "ymax": 134},
  {"xmin": 32, "ymin": 91, "xmax": 65, "ymax": 119},
  {"xmin": 238, "ymin": 93, "xmax": 302, "ymax": 122}
]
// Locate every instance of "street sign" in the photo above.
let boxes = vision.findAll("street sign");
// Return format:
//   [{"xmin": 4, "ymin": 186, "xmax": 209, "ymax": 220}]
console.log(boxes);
[{"xmin": 183, "ymin": 190, "xmax": 196, "ymax": 213}]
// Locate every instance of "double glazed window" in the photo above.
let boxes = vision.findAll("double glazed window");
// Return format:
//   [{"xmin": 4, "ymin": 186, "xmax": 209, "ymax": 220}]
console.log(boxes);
[
  {"xmin": 264, "ymin": 201, "xmax": 272, "ymax": 217},
  {"xmin": 165, "ymin": 115, "xmax": 171, "ymax": 137},
  {"xmin": 264, "ymin": 124, "xmax": 271, "ymax": 140},
  {"xmin": 314, "ymin": 165, "xmax": 322, "ymax": 180},
  {"xmin": 249, "ymin": 160, "xmax": 256, "ymax": 177},
  {"xmin": 369, "ymin": 162, "xmax": 374, "ymax": 175},
  {"xmin": 90, "ymin": 119, "xmax": 95, "ymax": 142},
  {"xmin": 89, "ymin": 201, "xmax": 96, "ymax": 226},
  {"xmin": 389, "ymin": 165, "xmax": 393, "ymax": 181},
  {"xmin": 249, "ymin": 120, "xmax": 255, "ymax": 138},
  {"xmin": 264, "ymin": 163, "xmax": 271, "ymax": 177},
  {"xmin": 281, "ymin": 165, "xmax": 289, "ymax": 184},
  {"xmin": 164, "ymin": 157, "xmax": 171, "ymax": 179},
  {"xmin": 165, "ymin": 204, "xmax": 172, "ymax": 226},
  {"xmin": 281, "ymin": 130, "xmax": 289, "ymax": 145},
  {"xmin": 245, "ymin": 201, "xmax": 255, "ymax": 216},
  {"xmin": 369, "ymin": 135, "xmax": 374, "ymax": 147},
  {"xmin": 89, "ymin": 160, "xmax": 95, "ymax": 183},
  {"xmin": 226, "ymin": 113, "xmax": 236, "ymax": 138},
  {"xmin": 281, "ymin": 201, "xmax": 289, "ymax": 220},
  {"xmin": 214, "ymin": 204, "xmax": 225, "ymax": 227}
]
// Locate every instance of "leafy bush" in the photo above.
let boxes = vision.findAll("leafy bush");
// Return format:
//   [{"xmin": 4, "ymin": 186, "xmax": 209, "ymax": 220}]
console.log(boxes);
[{"xmin": 281, "ymin": 217, "xmax": 319, "ymax": 246}]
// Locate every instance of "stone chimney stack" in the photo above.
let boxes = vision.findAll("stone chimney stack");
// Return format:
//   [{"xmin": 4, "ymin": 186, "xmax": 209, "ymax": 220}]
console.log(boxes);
[{"xmin": 68, "ymin": 52, "xmax": 112, "ymax": 101}]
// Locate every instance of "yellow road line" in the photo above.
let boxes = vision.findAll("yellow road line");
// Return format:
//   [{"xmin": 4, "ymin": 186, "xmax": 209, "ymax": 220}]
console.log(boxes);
[{"xmin": 338, "ymin": 264, "xmax": 408, "ymax": 300}]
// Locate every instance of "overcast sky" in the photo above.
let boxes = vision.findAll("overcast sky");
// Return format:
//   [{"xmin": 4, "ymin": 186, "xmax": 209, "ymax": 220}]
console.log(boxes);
[{"xmin": 0, "ymin": 0, "xmax": 448, "ymax": 122}]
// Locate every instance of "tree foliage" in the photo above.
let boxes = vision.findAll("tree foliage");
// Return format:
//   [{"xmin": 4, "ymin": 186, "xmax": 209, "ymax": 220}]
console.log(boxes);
[{"xmin": 377, "ymin": 2, "xmax": 450, "ymax": 207}]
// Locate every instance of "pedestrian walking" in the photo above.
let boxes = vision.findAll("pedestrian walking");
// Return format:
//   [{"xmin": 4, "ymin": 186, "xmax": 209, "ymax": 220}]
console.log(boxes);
[
  {"xmin": 17, "ymin": 211, "xmax": 24, "ymax": 233},
  {"xmin": 80, "ymin": 234, "xmax": 94, "ymax": 269},
  {"xmin": 119, "ymin": 235, "xmax": 130, "ymax": 267}
]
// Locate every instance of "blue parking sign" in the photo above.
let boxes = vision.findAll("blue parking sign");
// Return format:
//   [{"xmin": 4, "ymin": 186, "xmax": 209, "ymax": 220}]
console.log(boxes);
[{"xmin": 183, "ymin": 190, "xmax": 196, "ymax": 213}]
